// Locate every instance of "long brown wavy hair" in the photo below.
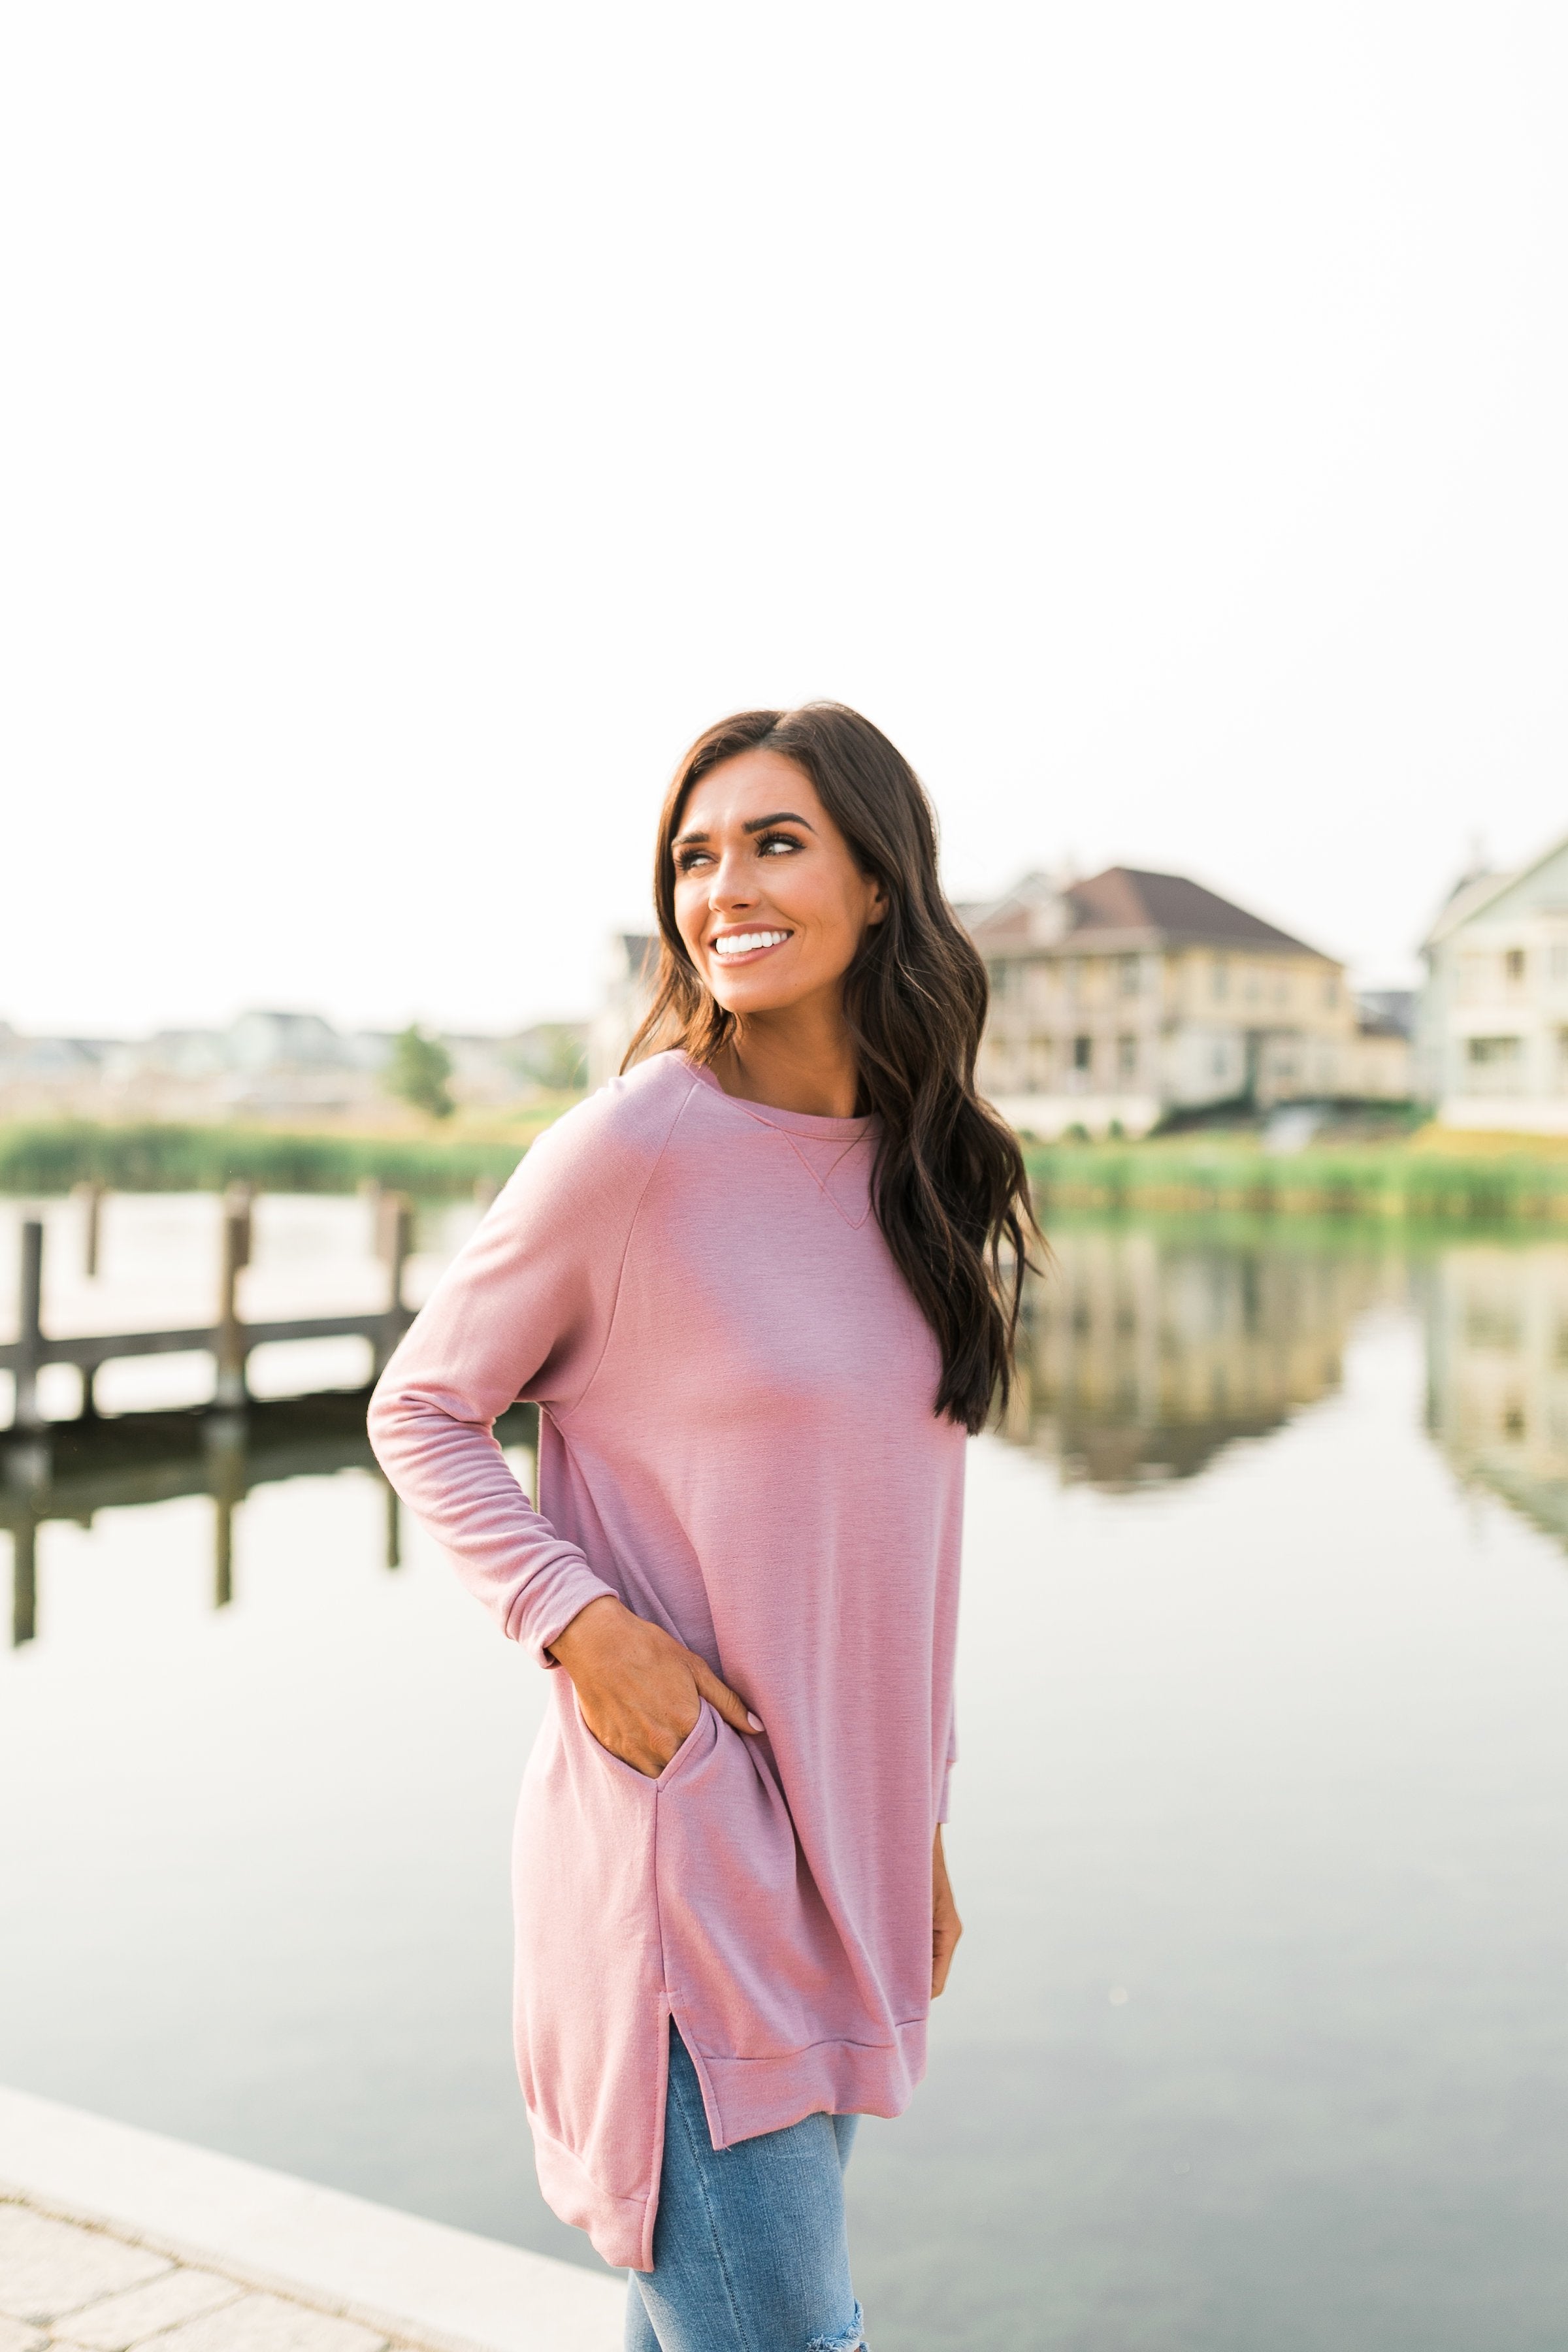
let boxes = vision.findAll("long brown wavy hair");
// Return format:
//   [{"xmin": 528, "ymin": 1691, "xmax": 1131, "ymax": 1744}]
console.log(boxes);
[{"xmin": 625, "ymin": 702, "xmax": 1037, "ymax": 1433}]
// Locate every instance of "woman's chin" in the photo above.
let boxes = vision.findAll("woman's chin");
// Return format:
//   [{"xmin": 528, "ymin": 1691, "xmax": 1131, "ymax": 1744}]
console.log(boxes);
[{"xmin": 710, "ymin": 975, "xmax": 805, "ymax": 1019}]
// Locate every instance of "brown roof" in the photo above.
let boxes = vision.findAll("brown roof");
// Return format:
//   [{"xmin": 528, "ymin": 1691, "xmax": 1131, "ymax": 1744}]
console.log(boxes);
[
  {"xmin": 1067, "ymin": 868, "xmax": 1324, "ymax": 953},
  {"xmin": 955, "ymin": 866, "xmax": 1320, "ymax": 962}
]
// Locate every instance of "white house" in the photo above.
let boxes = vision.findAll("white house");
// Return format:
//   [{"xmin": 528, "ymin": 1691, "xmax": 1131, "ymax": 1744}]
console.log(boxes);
[
  {"xmin": 1420, "ymin": 830, "xmax": 1568, "ymax": 1132},
  {"xmin": 588, "ymin": 933, "xmax": 659, "ymax": 1088}
]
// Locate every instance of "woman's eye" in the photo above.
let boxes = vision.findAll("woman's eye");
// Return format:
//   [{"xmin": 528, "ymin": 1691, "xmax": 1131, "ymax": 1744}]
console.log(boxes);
[
  {"xmin": 757, "ymin": 832, "xmax": 801, "ymax": 857},
  {"xmin": 676, "ymin": 848, "xmax": 713, "ymax": 872}
]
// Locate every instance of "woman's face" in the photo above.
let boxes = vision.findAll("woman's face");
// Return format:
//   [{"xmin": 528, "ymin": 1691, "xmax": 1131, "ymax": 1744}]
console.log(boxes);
[{"xmin": 671, "ymin": 749, "xmax": 887, "ymax": 1019}]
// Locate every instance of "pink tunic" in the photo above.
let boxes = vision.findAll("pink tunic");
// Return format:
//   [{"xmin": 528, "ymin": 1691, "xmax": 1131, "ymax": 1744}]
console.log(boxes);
[{"xmin": 368, "ymin": 1052, "xmax": 964, "ymax": 2270}]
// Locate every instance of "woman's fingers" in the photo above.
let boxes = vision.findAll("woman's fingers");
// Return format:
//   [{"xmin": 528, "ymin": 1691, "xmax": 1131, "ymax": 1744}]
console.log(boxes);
[
  {"xmin": 931, "ymin": 1906, "xmax": 962, "ymax": 1997},
  {"xmin": 691, "ymin": 1656, "xmax": 764, "ymax": 1737},
  {"xmin": 548, "ymin": 1599, "xmax": 762, "ymax": 1773},
  {"xmin": 931, "ymin": 1827, "xmax": 962, "ymax": 1997}
]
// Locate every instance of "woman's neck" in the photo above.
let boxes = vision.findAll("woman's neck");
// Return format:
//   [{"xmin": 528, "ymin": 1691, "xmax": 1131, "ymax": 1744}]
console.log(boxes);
[{"xmin": 709, "ymin": 1004, "xmax": 861, "ymax": 1119}]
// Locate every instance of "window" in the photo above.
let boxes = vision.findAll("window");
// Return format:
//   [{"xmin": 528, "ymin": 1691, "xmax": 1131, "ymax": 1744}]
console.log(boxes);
[
  {"xmin": 988, "ymin": 961, "xmax": 1013, "ymax": 1000},
  {"xmin": 1505, "ymin": 948, "xmax": 1527, "ymax": 986},
  {"xmin": 1119, "ymin": 955, "xmax": 1140, "ymax": 998},
  {"xmin": 1324, "ymin": 976, "xmax": 1339, "ymax": 1007},
  {"xmin": 1212, "ymin": 958, "xmax": 1229, "ymax": 1001},
  {"xmin": 1117, "ymin": 1034, "xmax": 1137, "ymax": 1078},
  {"xmin": 1073, "ymin": 1035, "xmax": 1092, "ymax": 1071},
  {"xmin": 1466, "ymin": 1034, "xmax": 1524, "ymax": 1095},
  {"xmin": 1551, "ymin": 942, "xmax": 1568, "ymax": 983}
]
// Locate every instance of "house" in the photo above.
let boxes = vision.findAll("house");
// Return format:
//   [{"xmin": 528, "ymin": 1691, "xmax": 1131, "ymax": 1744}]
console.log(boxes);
[
  {"xmin": 589, "ymin": 933, "xmax": 659, "ymax": 1088},
  {"xmin": 1419, "ymin": 831, "xmax": 1568, "ymax": 1132},
  {"xmin": 964, "ymin": 867, "xmax": 1411, "ymax": 1138}
]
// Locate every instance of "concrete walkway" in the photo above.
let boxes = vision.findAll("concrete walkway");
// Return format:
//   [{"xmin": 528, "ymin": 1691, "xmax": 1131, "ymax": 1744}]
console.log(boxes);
[{"xmin": 0, "ymin": 2089, "xmax": 622, "ymax": 2352}]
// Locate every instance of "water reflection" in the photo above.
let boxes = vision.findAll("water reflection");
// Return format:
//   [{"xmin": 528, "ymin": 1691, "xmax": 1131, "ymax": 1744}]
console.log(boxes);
[
  {"xmin": 1, "ymin": 1392, "xmax": 536, "ymax": 1646},
  {"xmin": 8, "ymin": 1211, "xmax": 1568, "ymax": 2348},
  {"xmin": 1426, "ymin": 1241, "xmax": 1568, "ymax": 1550},
  {"xmin": 1010, "ymin": 1223, "xmax": 1397, "ymax": 1487}
]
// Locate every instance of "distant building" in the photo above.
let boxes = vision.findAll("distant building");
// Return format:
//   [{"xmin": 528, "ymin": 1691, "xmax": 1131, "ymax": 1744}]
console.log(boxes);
[
  {"xmin": 589, "ymin": 934, "xmax": 659, "ymax": 1089},
  {"xmin": 0, "ymin": 1007, "xmax": 589, "ymax": 1123},
  {"xmin": 964, "ymin": 867, "xmax": 1411, "ymax": 1138},
  {"xmin": 1420, "ymin": 831, "xmax": 1568, "ymax": 1132}
]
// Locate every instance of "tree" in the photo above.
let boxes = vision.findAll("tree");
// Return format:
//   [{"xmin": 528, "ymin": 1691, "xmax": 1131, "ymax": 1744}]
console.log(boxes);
[{"xmin": 385, "ymin": 1024, "xmax": 455, "ymax": 1120}]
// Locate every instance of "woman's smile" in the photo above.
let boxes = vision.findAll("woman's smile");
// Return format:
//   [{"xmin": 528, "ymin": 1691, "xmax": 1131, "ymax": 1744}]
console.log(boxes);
[{"xmin": 709, "ymin": 926, "xmax": 794, "ymax": 966}]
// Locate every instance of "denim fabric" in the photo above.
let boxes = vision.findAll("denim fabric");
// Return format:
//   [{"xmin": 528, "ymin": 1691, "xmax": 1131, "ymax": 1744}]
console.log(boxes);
[{"xmin": 625, "ymin": 2027, "xmax": 866, "ymax": 2352}]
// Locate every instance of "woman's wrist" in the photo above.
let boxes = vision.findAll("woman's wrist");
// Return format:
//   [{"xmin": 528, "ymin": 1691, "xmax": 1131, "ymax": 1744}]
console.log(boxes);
[{"xmin": 546, "ymin": 1593, "xmax": 625, "ymax": 1672}]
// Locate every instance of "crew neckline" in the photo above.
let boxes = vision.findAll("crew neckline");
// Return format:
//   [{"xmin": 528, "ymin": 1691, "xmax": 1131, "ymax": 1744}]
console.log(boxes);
[{"xmin": 681, "ymin": 1055, "xmax": 875, "ymax": 1141}]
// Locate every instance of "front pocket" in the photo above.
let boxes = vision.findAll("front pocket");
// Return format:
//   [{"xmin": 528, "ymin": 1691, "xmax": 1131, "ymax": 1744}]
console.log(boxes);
[{"xmin": 576, "ymin": 1690, "xmax": 714, "ymax": 1787}]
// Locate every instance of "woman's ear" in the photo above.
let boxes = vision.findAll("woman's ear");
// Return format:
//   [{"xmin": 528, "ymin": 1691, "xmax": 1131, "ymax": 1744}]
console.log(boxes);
[{"xmin": 866, "ymin": 875, "xmax": 890, "ymax": 928}]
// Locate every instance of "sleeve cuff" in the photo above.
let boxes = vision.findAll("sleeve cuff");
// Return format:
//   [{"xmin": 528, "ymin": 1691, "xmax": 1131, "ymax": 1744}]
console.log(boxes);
[{"xmin": 511, "ymin": 1563, "xmax": 620, "ymax": 1669}]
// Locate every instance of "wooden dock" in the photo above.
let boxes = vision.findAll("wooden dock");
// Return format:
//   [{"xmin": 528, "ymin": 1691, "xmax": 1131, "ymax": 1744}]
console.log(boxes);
[{"xmin": 0, "ymin": 1186, "xmax": 414, "ymax": 1433}]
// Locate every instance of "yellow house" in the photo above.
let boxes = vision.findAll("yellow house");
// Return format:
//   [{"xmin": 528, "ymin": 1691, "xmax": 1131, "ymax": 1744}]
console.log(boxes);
[{"xmin": 964, "ymin": 867, "xmax": 1410, "ymax": 1137}]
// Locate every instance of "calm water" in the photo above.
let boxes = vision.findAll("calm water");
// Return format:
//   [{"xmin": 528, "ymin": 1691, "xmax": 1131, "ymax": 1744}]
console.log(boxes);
[{"xmin": 4, "ymin": 1202, "xmax": 1568, "ymax": 2351}]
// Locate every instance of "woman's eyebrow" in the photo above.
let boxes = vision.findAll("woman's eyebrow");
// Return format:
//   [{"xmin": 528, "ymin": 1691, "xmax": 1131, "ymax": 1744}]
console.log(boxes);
[{"xmin": 673, "ymin": 809, "xmax": 817, "ymax": 848}]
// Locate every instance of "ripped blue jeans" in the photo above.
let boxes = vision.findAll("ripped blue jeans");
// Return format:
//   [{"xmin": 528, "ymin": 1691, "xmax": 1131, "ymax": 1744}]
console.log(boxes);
[{"xmin": 625, "ymin": 2026, "xmax": 866, "ymax": 2352}]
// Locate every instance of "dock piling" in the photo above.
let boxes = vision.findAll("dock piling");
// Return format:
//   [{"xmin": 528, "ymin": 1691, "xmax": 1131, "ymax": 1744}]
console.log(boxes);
[
  {"xmin": 204, "ymin": 1414, "xmax": 247, "ymax": 1608},
  {"xmin": 11, "ymin": 1514, "xmax": 36, "ymax": 1646},
  {"xmin": 14, "ymin": 1221, "xmax": 45, "ymax": 1435},
  {"xmin": 214, "ymin": 1187, "xmax": 254, "ymax": 1411},
  {"xmin": 374, "ymin": 1196, "xmax": 412, "ymax": 1379},
  {"xmin": 72, "ymin": 1182, "xmax": 105, "ymax": 1279}
]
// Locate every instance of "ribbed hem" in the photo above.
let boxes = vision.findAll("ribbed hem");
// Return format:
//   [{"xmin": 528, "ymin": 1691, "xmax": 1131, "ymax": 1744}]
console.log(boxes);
[
  {"xmin": 527, "ymin": 2024, "xmax": 927, "ymax": 2273},
  {"xmin": 529, "ymin": 2112, "xmax": 655, "ymax": 2272},
  {"xmin": 689, "ymin": 2020, "xmax": 928, "ymax": 2151}
]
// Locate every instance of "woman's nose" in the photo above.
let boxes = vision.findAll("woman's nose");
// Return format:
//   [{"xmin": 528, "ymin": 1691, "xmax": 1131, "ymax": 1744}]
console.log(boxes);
[{"xmin": 710, "ymin": 855, "xmax": 759, "ymax": 909}]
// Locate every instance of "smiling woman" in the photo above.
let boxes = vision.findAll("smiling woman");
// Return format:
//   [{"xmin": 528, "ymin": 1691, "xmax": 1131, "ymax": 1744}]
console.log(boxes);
[
  {"xmin": 636, "ymin": 704, "xmax": 1034, "ymax": 1431},
  {"xmin": 368, "ymin": 701, "xmax": 1036, "ymax": 2352}
]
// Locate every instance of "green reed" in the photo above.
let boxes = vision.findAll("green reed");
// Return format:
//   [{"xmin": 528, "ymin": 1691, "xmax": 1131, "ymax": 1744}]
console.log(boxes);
[{"xmin": 0, "ymin": 1121, "xmax": 526, "ymax": 1200}]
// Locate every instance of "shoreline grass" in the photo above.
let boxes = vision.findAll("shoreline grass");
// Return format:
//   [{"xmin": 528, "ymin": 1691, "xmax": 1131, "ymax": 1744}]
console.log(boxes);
[
  {"xmin": 1024, "ymin": 1135, "xmax": 1568, "ymax": 1224},
  {"xmin": 0, "ymin": 1118, "xmax": 548, "ymax": 1200},
  {"xmin": 7, "ymin": 1114, "xmax": 1568, "ymax": 1226}
]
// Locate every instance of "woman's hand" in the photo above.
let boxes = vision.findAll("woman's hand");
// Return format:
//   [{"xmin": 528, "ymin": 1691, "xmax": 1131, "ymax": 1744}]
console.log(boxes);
[
  {"xmin": 547, "ymin": 1595, "xmax": 762, "ymax": 1777},
  {"xmin": 932, "ymin": 1826, "xmax": 962, "ymax": 1997}
]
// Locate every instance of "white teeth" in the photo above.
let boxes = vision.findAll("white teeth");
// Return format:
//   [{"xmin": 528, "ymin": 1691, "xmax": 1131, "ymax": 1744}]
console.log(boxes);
[{"xmin": 712, "ymin": 930, "xmax": 789, "ymax": 958}]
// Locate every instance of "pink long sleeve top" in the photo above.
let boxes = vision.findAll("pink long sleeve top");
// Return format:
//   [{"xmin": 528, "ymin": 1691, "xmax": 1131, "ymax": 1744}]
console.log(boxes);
[{"xmin": 368, "ymin": 1051, "xmax": 964, "ymax": 2270}]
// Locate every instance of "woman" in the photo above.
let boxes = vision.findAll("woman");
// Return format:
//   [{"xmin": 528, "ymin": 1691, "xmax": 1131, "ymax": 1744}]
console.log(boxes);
[{"xmin": 369, "ymin": 704, "xmax": 1033, "ymax": 2351}]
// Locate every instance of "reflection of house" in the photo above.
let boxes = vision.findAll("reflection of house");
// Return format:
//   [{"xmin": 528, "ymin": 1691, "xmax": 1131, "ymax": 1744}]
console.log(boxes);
[
  {"xmin": 1004, "ymin": 1224, "xmax": 1388, "ymax": 1487},
  {"xmin": 1425, "ymin": 1243, "xmax": 1568, "ymax": 1548},
  {"xmin": 964, "ymin": 868, "xmax": 1412, "ymax": 1138},
  {"xmin": 1419, "ymin": 830, "xmax": 1568, "ymax": 1132},
  {"xmin": 589, "ymin": 933, "xmax": 659, "ymax": 1088}
]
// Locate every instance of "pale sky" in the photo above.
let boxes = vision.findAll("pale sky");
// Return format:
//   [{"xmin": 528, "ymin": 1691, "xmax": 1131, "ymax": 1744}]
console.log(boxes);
[{"xmin": 3, "ymin": 3, "xmax": 1565, "ymax": 1038}]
